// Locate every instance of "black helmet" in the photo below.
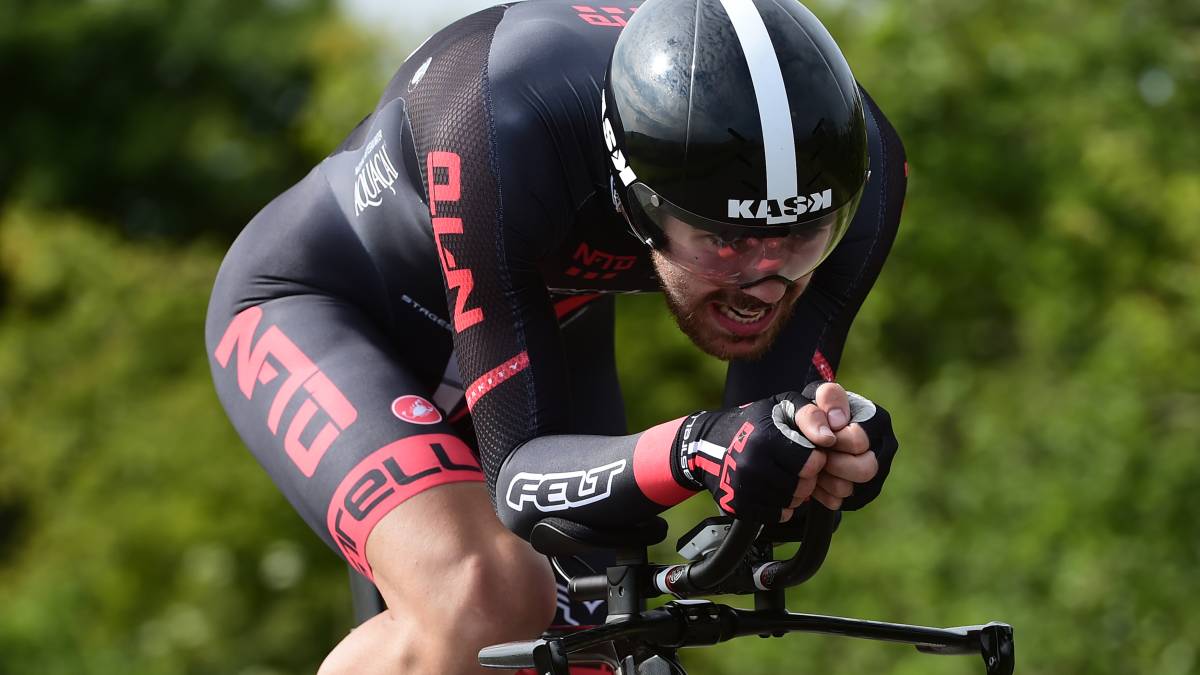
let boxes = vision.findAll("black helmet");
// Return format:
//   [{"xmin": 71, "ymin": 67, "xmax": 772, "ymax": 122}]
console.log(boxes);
[{"xmin": 603, "ymin": 0, "xmax": 869, "ymax": 285}]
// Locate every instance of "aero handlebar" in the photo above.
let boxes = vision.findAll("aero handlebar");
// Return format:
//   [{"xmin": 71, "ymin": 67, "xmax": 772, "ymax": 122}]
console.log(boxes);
[
  {"xmin": 485, "ymin": 506, "xmax": 1015, "ymax": 675},
  {"xmin": 566, "ymin": 505, "xmax": 838, "ymax": 600}
]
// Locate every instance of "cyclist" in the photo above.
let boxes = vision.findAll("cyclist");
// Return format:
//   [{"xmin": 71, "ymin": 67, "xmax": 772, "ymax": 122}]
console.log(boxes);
[{"xmin": 205, "ymin": 0, "xmax": 907, "ymax": 672}]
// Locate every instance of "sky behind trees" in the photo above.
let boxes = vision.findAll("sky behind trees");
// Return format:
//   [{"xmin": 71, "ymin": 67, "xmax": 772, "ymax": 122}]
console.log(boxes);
[{"xmin": 341, "ymin": 0, "xmax": 501, "ymax": 36}]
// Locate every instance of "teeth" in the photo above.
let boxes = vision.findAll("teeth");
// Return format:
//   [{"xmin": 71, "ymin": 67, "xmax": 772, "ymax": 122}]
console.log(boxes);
[{"xmin": 719, "ymin": 304, "xmax": 767, "ymax": 324}]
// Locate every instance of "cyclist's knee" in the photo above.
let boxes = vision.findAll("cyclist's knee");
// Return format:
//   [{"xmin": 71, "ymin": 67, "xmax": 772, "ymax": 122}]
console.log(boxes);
[
  {"xmin": 366, "ymin": 483, "xmax": 557, "ymax": 640},
  {"xmin": 320, "ymin": 548, "xmax": 556, "ymax": 675},
  {"xmin": 448, "ymin": 537, "xmax": 558, "ymax": 640}
]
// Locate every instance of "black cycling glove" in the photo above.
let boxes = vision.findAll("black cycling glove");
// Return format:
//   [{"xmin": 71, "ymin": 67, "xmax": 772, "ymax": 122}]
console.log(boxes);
[
  {"xmin": 796, "ymin": 380, "xmax": 899, "ymax": 512},
  {"xmin": 832, "ymin": 387, "xmax": 898, "ymax": 511},
  {"xmin": 671, "ymin": 392, "xmax": 821, "ymax": 524},
  {"xmin": 671, "ymin": 386, "xmax": 900, "ymax": 522}
]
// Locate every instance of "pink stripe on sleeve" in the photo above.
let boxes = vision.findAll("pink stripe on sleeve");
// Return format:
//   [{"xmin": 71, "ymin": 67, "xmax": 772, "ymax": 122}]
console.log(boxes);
[
  {"xmin": 465, "ymin": 351, "xmax": 531, "ymax": 410},
  {"xmin": 632, "ymin": 417, "xmax": 696, "ymax": 507}
]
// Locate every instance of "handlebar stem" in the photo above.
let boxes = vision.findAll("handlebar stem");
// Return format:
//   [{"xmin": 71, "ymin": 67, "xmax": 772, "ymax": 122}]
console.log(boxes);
[{"xmin": 605, "ymin": 552, "xmax": 647, "ymax": 620}]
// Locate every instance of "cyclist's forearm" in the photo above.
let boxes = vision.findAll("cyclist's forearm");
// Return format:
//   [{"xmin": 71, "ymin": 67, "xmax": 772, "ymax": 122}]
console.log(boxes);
[{"xmin": 494, "ymin": 417, "xmax": 696, "ymax": 539}]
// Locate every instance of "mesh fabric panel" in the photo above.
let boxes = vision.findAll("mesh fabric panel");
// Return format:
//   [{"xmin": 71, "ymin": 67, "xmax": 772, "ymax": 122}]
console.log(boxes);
[{"xmin": 403, "ymin": 7, "xmax": 542, "ymax": 495}]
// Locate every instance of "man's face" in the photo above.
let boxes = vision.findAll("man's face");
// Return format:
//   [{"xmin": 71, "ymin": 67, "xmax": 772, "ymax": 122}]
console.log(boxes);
[{"xmin": 652, "ymin": 250, "xmax": 811, "ymax": 361}]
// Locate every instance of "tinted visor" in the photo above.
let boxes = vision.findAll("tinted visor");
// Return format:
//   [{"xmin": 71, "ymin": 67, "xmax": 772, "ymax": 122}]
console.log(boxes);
[{"xmin": 630, "ymin": 182, "xmax": 863, "ymax": 285}]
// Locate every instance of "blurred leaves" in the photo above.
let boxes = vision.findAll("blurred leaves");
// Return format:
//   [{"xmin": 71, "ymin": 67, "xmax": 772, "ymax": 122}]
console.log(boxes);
[
  {"xmin": 0, "ymin": 0, "xmax": 383, "ymax": 240},
  {"xmin": 1, "ymin": 0, "xmax": 1199, "ymax": 673},
  {"xmin": 0, "ymin": 211, "xmax": 353, "ymax": 673},
  {"xmin": 616, "ymin": 1, "xmax": 1200, "ymax": 673}
]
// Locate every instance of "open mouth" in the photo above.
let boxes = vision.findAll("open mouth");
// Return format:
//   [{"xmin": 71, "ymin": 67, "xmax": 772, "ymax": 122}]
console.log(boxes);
[{"xmin": 708, "ymin": 301, "xmax": 776, "ymax": 337}]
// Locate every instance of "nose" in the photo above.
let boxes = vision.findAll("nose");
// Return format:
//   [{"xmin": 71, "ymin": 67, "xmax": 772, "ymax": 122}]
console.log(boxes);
[{"xmin": 740, "ymin": 278, "xmax": 788, "ymax": 304}]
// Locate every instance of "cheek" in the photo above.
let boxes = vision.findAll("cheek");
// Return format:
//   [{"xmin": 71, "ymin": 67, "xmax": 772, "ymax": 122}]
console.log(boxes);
[
  {"xmin": 679, "ymin": 281, "xmax": 722, "ymax": 310},
  {"xmin": 653, "ymin": 253, "xmax": 717, "ymax": 304}
]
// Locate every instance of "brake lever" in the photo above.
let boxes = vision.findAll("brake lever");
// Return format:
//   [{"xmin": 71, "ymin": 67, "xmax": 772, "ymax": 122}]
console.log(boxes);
[
  {"xmin": 478, "ymin": 637, "xmax": 543, "ymax": 670},
  {"xmin": 476, "ymin": 637, "xmax": 573, "ymax": 675}
]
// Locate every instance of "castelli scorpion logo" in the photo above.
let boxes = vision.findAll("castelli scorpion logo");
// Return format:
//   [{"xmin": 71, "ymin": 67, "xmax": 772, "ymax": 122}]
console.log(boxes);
[{"xmin": 391, "ymin": 395, "xmax": 443, "ymax": 425}]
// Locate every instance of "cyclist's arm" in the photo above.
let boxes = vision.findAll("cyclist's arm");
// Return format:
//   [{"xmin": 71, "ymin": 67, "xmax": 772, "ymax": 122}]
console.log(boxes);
[
  {"xmin": 723, "ymin": 88, "xmax": 907, "ymax": 405},
  {"xmin": 419, "ymin": 40, "xmax": 697, "ymax": 540},
  {"xmin": 720, "ymin": 90, "xmax": 907, "ymax": 517},
  {"xmin": 494, "ymin": 419, "xmax": 697, "ymax": 538}
]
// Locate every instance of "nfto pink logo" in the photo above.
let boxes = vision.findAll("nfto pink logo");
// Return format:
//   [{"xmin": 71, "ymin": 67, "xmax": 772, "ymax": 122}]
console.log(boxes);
[
  {"xmin": 214, "ymin": 306, "xmax": 358, "ymax": 478},
  {"xmin": 573, "ymin": 5, "xmax": 638, "ymax": 28},
  {"xmin": 391, "ymin": 395, "xmax": 443, "ymax": 425}
]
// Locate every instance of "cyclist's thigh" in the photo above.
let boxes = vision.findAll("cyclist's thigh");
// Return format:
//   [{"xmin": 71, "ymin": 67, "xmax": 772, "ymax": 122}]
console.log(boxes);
[
  {"xmin": 207, "ymin": 266, "xmax": 485, "ymax": 583},
  {"xmin": 360, "ymin": 295, "xmax": 627, "ymax": 632},
  {"xmin": 364, "ymin": 481, "xmax": 552, "ymax": 617}
]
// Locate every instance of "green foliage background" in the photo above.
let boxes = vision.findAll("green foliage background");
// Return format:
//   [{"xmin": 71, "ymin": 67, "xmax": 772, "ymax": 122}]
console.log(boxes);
[{"xmin": 1, "ymin": 0, "xmax": 1196, "ymax": 673}]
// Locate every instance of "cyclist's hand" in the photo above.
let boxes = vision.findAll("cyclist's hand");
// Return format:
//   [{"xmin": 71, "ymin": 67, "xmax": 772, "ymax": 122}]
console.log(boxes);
[
  {"xmin": 794, "ymin": 381, "xmax": 899, "ymax": 511},
  {"xmin": 673, "ymin": 393, "xmax": 829, "ymax": 524}
]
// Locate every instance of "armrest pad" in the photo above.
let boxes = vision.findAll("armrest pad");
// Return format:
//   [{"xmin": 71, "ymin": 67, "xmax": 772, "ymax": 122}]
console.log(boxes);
[{"xmin": 529, "ymin": 517, "xmax": 668, "ymax": 556}]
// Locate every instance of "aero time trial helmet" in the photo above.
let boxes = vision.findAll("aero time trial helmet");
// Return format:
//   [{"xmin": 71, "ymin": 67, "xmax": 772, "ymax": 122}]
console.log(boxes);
[{"xmin": 602, "ymin": 0, "xmax": 869, "ymax": 287}]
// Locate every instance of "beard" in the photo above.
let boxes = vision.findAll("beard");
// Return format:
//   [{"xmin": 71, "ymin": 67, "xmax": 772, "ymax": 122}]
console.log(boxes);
[{"xmin": 657, "ymin": 265, "xmax": 807, "ymax": 361}]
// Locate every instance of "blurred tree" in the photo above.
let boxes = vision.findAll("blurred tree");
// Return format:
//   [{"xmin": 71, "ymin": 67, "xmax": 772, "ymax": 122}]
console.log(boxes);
[
  {"xmin": 617, "ymin": 1, "xmax": 1200, "ymax": 673},
  {"xmin": 0, "ymin": 0, "xmax": 383, "ymax": 241},
  {"xmin": 0, "ymin": 210, "xmax": 356, "ymax": 673},
  {"xmin": 2, "ymin": 0, "xmax": 1198, "ymax": 673},
  {"xmin": 0, "ymin": 1, "xmax": 392, "ymax": 672}
]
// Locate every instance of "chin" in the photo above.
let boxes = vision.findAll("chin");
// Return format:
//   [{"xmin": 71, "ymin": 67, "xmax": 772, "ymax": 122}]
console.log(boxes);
[
  {"xmin": 692, "ymin": 326, "xmax": 778, "ymax": 361},
  {"xmin": 667, "ymin": 304, "xmax": 789, "ymax": 361},
  {"xmin": 651, "ymin": 250, "xmax": 806, "ymax": 361}
]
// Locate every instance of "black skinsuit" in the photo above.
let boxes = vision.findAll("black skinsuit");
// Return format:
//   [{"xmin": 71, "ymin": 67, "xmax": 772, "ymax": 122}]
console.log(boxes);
[{"xmin": 205, "ymin": 0, "xmax": 906, "ymax": 629}]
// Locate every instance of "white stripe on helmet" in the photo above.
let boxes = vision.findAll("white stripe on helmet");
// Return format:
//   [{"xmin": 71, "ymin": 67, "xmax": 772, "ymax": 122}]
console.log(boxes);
[{"xmin": 717, "ymin": 0, "xmax": 798, "ymax": 224}]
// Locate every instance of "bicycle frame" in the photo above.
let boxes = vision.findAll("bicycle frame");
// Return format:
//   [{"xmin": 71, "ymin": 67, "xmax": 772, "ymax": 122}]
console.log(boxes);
[{"xmin": 480, "ymin": 507, "xmax": 1015, "ymax": 674}]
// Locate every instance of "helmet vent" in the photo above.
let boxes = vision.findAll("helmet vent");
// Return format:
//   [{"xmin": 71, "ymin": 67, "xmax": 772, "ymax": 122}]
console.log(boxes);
[
  {"xmin": 728, "ymin": 127, "xmax": 755, "ymax": 170},
  {"xmin": 808, "ymin": 118, "xmax": 835, "ymax": 164}
]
